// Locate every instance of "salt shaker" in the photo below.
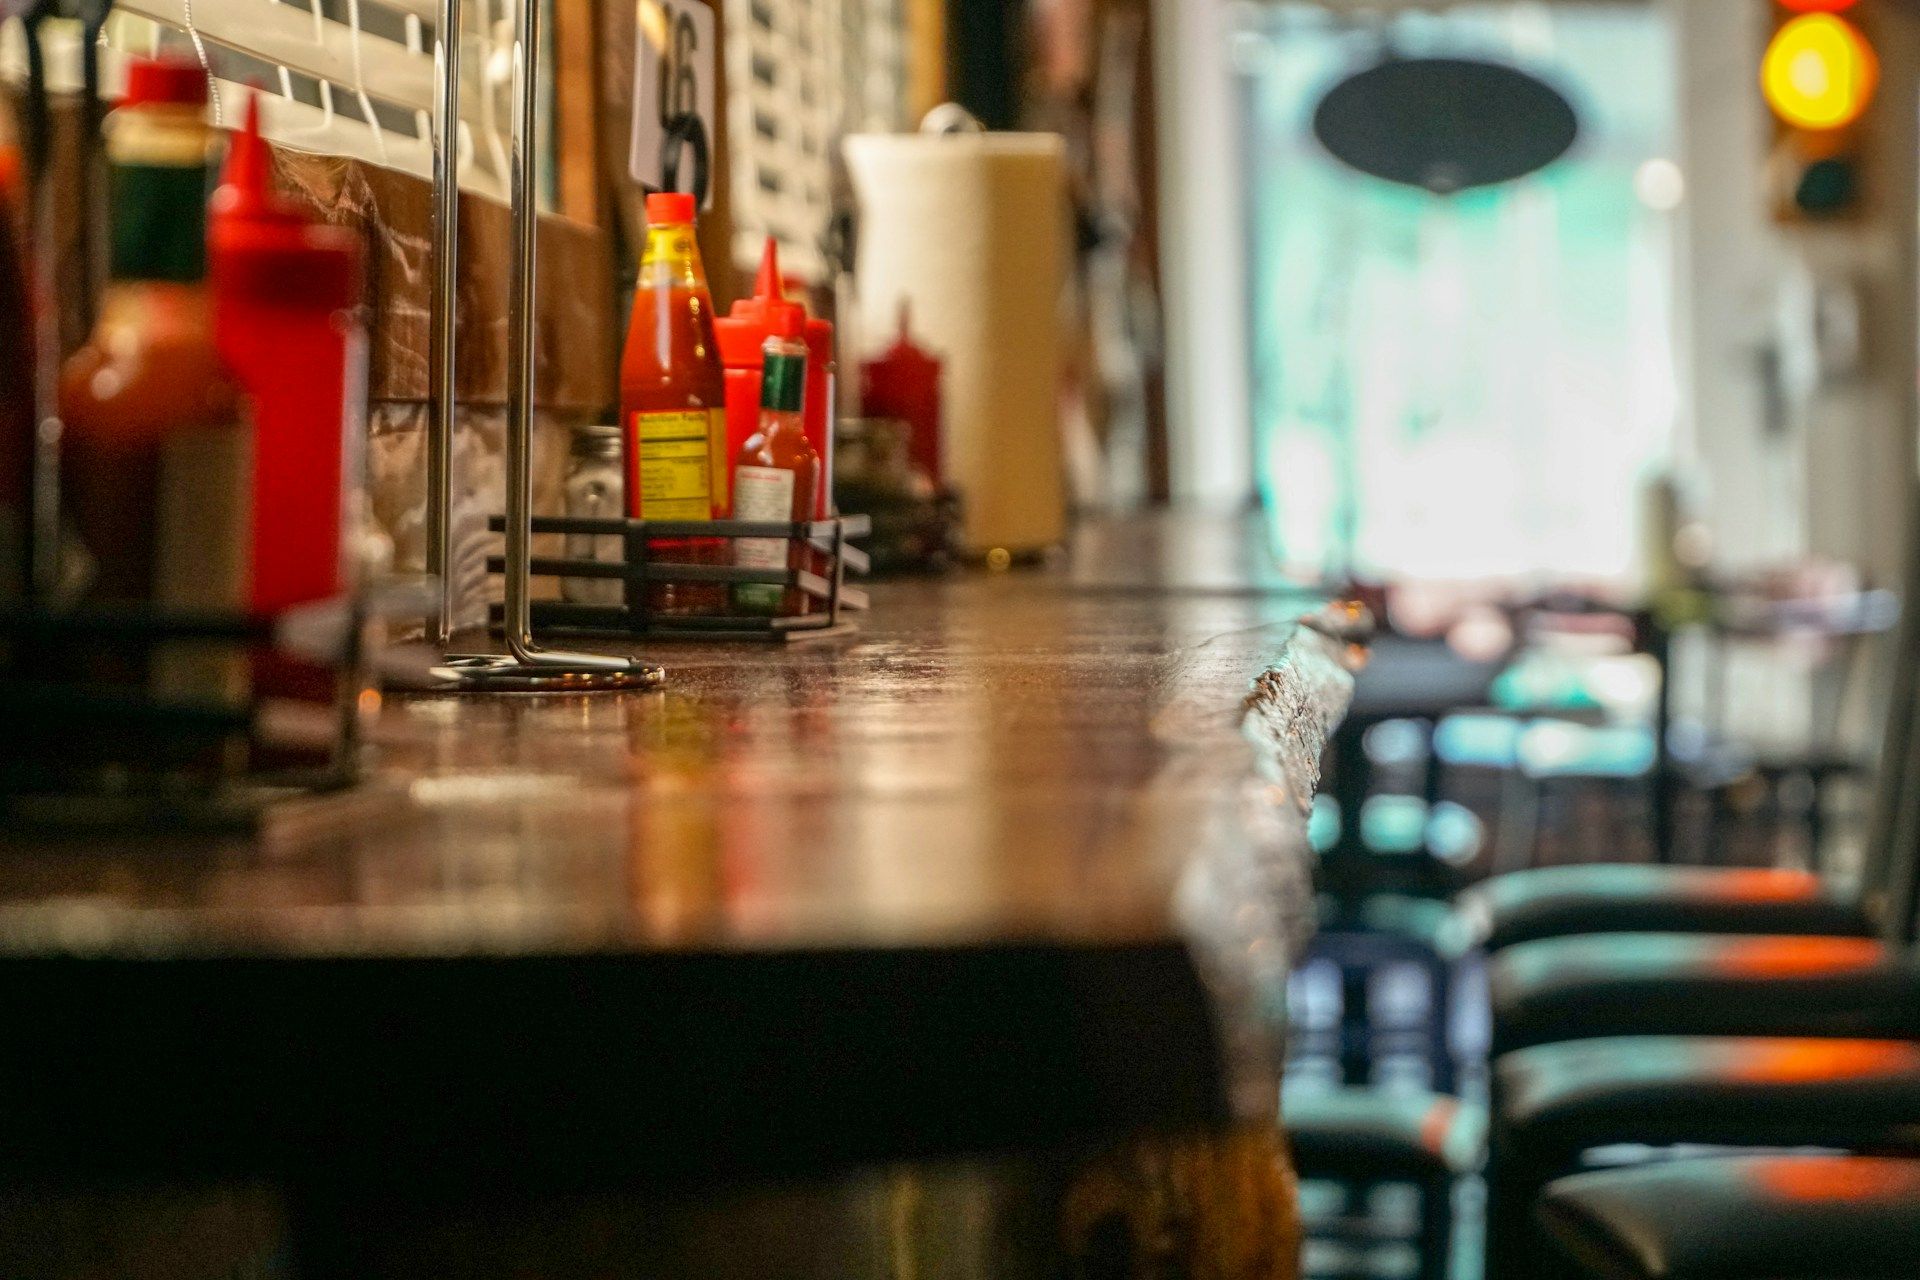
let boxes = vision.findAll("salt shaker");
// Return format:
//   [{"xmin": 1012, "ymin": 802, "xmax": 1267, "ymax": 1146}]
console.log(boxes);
[{"xmin": 563, "ymin": 425, "xmax": 625, "ymax": 605}]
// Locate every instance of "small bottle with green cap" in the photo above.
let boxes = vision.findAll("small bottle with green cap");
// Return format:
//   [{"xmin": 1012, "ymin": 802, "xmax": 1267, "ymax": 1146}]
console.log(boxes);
[{"xmin": 730, "ymin": 306, "xmax": 819, "ymax": 615}]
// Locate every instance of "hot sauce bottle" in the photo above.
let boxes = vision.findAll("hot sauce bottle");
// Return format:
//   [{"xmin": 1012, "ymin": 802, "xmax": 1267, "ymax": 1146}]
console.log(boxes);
[
  {"xmin": 59, "ymin": 58, "xmax": 246, "ymax": 706},
  {"xmin": 621, "ymin": 192, "xmax": 727, "ymax": 615},
  {"xmin": 60, "ymin": 58, "xmax": 239, "ymax": 610},
  {"xmin": 732, "ymin": 306, "xmax": 819, "ymax": 616},
  {"xmin": 714, "ymin": 238, "xmax": 836, "ymax": 518}
]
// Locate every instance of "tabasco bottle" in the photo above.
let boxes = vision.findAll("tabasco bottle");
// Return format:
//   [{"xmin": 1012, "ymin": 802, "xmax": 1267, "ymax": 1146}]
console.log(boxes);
[
  {"xmin": 732, "ymin": 306, "xmax": 819, "ymax": 616},
  {"xmin": 621, "ymin": 192, "xmax": 727, "ymax": 615}
]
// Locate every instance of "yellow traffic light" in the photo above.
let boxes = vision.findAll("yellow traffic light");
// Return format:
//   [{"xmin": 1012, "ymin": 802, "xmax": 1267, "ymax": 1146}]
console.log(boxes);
[{"xmin": 1762, "ymin": 14, "xmax": 1879, "ymax": 130}]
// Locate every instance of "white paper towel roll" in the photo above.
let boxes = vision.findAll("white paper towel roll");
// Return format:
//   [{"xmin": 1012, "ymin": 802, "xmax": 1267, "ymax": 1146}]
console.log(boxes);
[{"xmin": 844, "ymin": 131, "xmax": 1068, "ymax": 556}]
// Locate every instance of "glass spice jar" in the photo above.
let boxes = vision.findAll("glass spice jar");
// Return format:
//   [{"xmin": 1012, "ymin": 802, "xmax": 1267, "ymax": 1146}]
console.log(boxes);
[{"xmin": 563, "ymin": 425, "xmax": 626, "ymax": 606}]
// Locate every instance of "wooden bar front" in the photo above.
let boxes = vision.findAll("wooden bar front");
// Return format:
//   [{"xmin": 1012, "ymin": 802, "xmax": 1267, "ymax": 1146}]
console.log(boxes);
[{"xmin": 0, "ymin": 515, "xmax": 1357, "ymax": 1278}]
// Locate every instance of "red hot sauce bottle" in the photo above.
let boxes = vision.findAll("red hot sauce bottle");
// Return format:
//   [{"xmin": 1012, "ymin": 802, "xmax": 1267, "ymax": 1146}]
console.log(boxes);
[
  {"xmin": 620, "ymin": 192, "xmax": 728, "ymax": 615},
  {"xmin": 731, "ymin": 306, "xmax": 820, "ymax": 616}
]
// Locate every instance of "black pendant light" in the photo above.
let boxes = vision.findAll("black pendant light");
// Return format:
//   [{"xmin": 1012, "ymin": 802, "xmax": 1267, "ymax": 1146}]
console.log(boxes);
[{"xmin": 1312, "ymin": 56, "xmax": 1579, "ymax": 195}]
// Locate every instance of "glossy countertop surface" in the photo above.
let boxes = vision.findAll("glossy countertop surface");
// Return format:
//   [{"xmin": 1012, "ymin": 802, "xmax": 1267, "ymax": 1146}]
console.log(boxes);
[
  {"xmin": 0, "ymin": 514, "xmax": 1353, "ymax": 963},
  {"xmin": 0, "ymin": 515, "xmax": 1358, "ymax": 1180}
]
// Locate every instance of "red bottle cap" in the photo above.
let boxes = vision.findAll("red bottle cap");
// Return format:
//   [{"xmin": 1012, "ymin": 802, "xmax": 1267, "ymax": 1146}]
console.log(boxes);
[
  {"xmin": 208, "ymin": 91, "xmax": 362, "ymax": 310},
  {"xmin": 872, "ymin": 301, "xmax": 940, "ymax": 374},
  {"xmin": 646, "ymin": 192, "xmax": 696, "ymax": 225},
  {"xmin": 716, "ymin": 237, "xmax": 793, "ymax": 366},
  {"xmin": 122, "ymin": 55, "xmax": 210, "ymax": 109},
  {"xmin": 770, "ymin": 303, "xmax": 806, "ymax": 341},
  {"xmin": 752, "ymin": 236, "xmax": 783, "ymax": 301},
  {"xmin": 211, "ymin": 90, "xmax": 296, "ymax": 232}
]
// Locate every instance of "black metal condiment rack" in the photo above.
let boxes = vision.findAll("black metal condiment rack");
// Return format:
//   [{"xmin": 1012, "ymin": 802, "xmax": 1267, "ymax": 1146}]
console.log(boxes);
[
  {"xmin": 484, "ymin": 514, "xmax": 871, "ymax": 642},
  {"xmin": 0, "ymin": 596, "xmax": 372, "ymax": 829}
]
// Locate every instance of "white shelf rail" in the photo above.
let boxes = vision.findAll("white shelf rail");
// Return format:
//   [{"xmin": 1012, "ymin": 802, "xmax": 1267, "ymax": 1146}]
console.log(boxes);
[{"xmin": 0, "ymin": 0, "xmax": 519, "ymax": 200}]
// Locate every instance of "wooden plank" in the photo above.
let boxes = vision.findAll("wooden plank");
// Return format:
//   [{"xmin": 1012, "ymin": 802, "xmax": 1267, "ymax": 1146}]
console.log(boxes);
[
  {"xmin": 905, "ymin": 0, "xmax": 946, "ymax": 123},
  {"xmin": 551, "ymin": 0, "xmax": 602, "ymax": 225}
]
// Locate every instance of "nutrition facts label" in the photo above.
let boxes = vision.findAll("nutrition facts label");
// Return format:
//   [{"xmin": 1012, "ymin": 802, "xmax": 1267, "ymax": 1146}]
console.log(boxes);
[{"xmin": 631, "ymin": 409, "xmax": 719, "ymax": 520}]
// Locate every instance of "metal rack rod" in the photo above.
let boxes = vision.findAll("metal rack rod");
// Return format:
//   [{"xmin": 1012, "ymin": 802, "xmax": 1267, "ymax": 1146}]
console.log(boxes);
[
  {"xmin": 425, "ymin": 0, "xmax": 459, "ymax": 646},
  {"xmin": 425, "ymin": 0, "xmax": 660, "ymax": 691}
]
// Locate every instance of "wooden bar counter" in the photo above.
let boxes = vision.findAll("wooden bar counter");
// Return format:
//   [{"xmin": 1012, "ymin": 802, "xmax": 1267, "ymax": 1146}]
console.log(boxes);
[{"xmin": 0, "ymin": 516, "xmax": 1359, "ymax": 1279}]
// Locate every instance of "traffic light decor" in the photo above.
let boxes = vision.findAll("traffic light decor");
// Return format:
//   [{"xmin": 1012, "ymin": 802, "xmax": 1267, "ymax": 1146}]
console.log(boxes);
[{"xmin": 1762, "ymin": 1, "xmax": 1878, "ymax": 220}]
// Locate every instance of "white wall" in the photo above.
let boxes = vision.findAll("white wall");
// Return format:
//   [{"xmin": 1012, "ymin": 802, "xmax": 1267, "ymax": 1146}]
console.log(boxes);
[
  {"xmin": 1668, "ymin": 0, "xmax": 1917, "ymax": 587},
  {"xmin": 1666, "ymin": 0, "xmax": 1917, "ymax": 763}
]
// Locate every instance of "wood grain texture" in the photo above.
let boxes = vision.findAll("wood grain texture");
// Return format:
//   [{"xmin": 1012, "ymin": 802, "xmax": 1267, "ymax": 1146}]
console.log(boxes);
[
  {"xmin": 552, "ymin": 0, "xmax": 603, "ymax": 226},
  {"xmin": 0, "ymin": 516, "xmax": 1353, "ymax": 1202}
]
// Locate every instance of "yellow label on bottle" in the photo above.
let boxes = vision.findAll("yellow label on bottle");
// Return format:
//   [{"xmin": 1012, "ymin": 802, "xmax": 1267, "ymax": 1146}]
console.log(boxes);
[{"xmin": 632, "ymin": 409, "xmax": 721, "ymax": 521}]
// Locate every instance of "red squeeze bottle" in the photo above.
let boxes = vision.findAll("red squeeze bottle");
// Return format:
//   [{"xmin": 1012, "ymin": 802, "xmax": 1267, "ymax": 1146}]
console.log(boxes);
[
  {"xmin": 713, "ymin": 240, "xmax": 784, "ymax": 487},
  {"xmin": 209, "ymin": 91, "xmax": 366, "ymax": 615},
  {"xmin": 715, "ymin": 238, "xmax": 835, "ymax": 518},
  {"xmin": 861, "ymin": 302, "xmax": 943, "ymax": 489},
  {"xmin": 800, "ymin": 300, "xmax": 835, "ymax": 518}
]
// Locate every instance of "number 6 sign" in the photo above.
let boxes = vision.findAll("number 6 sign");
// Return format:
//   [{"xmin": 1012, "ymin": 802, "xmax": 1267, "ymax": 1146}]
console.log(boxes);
[{"xmin": 630, "ymin": 0, "xmax": 717, "ymax": 207}]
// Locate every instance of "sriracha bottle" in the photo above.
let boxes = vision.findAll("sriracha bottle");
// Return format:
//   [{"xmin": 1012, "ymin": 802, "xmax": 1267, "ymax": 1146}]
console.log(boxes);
[
  {"xmin": 731, "ymin": 306, "xmax": 819, "ymax": 616},
  {"xmin": 59, "ymin": 57, "xmax": 244, "ymax": 707},
  {"xmin": 59, "ymin": 57, "xmax": 239, "ymax": 612}
]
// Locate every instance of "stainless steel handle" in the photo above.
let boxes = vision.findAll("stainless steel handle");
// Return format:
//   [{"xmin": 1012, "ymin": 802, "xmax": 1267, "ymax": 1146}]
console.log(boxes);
[
  {"xmin": 425, "ymin": 0, "xmax": 462, "ymax": 646},
  {"xmin": 425, "ymin": 0, "xmax": 659, "ymax": 689}
]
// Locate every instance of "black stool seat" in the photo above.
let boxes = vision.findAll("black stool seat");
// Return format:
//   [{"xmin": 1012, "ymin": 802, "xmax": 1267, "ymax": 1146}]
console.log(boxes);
[
  {"xmin": 1488, "ymin": 932, "xmax": 1918, "ymax": 1055},
  {"xmin": 1284, "ymin": 1087, "xmax": 1485, "ymax": 1181},
  {"xmin": 1487, "ymin": 1038, "xmax": 1920, "ymax": 1279},
  {"xmin": 1498, "ymin": 1035, "xmax": 1920, "ymax": 1161},
  {"xmin": 1455, "ymin": 864, "xmax": 1873, "ymax": 954},
  {"xmin": 1539, "ymin": 1155, "xmax": 1920, "ymax": 1279}
]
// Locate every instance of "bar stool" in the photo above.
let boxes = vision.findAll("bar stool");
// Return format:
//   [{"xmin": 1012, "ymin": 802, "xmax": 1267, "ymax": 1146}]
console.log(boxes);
[
  {"xmin": 1537, "ymin": 1154, "xmax": 1920, "ymax": 1279},
  {"xmin": 1452, "ymin": 529, "xmax": 1920, "ymax": 957},
  {"xmin": 1283, "ymin": 1086, "xmax": 1483, "ymax": 1280},
  {"xmin": 1475, "ymin": 589, "xmax": 1920, "ymax": 1273},
  {"xmin": 1485, "ymin": 1032, "xmax": 1920, "ymax": 1279},
  {"xmin": 1471, "ymin": 549, "xmax": 1920, "ymax": 1057},
  {"xmin": 1478, "ymin": 850, "xmax": 1920, "ymax": 1269},
  {"xmin": 1453, "ymin": 861, "xmax": 1874, "ymax": 955},
  {"xmin": 1486, "ymin": 929, "xmax": 1920, "ymax": 1057}
]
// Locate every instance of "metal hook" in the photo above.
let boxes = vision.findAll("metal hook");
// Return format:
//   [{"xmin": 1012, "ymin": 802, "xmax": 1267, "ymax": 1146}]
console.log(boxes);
[
  {"xmin": 342, "ymin": 0, "xmax": 387, "ymax": 162},
  {"xmin": 658, "ymin": 110, "xmax": 709, "ymax": 205}
]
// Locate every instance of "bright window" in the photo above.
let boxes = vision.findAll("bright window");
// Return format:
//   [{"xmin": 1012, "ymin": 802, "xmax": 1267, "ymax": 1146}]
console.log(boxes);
[{"xmin": 1239, "ymin": 3, "xmax": 1679, "ymax": 586}]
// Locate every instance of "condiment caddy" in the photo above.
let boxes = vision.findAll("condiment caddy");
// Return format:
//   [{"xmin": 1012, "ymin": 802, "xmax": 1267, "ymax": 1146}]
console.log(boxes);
[
  {"xmin": 0, "ymin": 63, "xmax": 381, "ymax": 828},
  {"xmin": 484, "ymin": 513, "xmax": 871, "ymax": 642},
  {"xmin": 485, "ymin": 209, "xmax": 871, "ymax": 644}
]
